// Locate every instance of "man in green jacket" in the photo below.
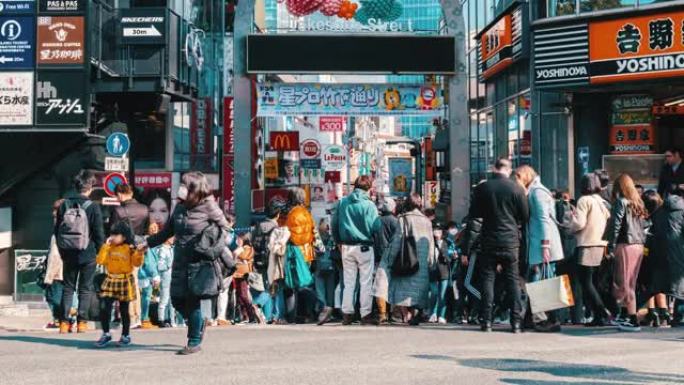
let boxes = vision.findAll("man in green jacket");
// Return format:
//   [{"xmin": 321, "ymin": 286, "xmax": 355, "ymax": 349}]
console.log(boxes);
[{"xmin": 332, "ymin": 176, "xmax": 380, "ymax": 325}]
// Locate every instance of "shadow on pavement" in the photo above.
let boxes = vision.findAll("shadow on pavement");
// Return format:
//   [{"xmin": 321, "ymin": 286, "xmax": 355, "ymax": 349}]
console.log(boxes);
[
  {"xmin": 457, "ymin": 358, "xmax": 684, "ymax": 384},
  {"xmin": 0, "ymin": 335, "xmax": 181, "ymax": 352}
]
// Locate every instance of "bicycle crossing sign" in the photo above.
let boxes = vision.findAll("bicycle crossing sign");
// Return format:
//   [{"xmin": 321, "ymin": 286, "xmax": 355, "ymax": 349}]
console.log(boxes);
[{"xmin": 119, "ymin": 8, "xmax": 165, "ymax": 45}]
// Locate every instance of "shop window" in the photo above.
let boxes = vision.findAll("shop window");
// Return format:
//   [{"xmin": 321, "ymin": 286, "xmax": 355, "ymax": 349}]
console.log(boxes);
[
  {"xmin": 580, "ymin": 0, "xmax": 635, "ymax": 13},
  {"xmin": 548, "ymin": 0, "xmax": 577, "ymax": 16},
  {"xmin": 173, "ymin": 102, "xmax": 192, "ymax": 171}
]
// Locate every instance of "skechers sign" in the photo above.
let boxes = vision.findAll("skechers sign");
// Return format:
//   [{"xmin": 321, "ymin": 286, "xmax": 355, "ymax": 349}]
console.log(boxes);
[{"xmin": 534, "ymin": 10, "xmax": 684, "ymax": 87}]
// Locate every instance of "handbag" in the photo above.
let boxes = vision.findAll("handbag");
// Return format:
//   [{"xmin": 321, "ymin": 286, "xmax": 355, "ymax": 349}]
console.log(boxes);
[
  {"xmin": 247, "ymin": 272, "xmax": 265, "ymax": 292},
  {"xmin": 284, "ymin": 244, "xmax": 314, "ymax": 289},
  {"xmin": 187, "ymin": 259, "xmax": 224, "ymax": 299},
  {"xmin": 525, "ymin": 264, "xmax": 575, "ymax": 314},
  {"xmin": 392, "ymin": 216, "xmax": 419, "ymax": 276}
]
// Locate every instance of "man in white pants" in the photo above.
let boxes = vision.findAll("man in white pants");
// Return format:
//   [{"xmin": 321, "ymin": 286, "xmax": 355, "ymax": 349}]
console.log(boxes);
[{"xmin": 332, "ymin": 176, "xmax": 380, "ymax": 325}]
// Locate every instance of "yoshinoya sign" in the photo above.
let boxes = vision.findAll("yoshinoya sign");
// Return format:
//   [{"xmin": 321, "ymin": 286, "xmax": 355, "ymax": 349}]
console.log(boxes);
[
  {"xmin": 120, "ymin": 8, "xmax": 165, "ymax": 45},
  {"xmin": 477, "ymin": 4, "xmax": 527, "ymax": 81},
  {"xmin": 0, "ymin": 1, "xmax": 35, "ymax": 15},
  {"xmin": 35, "ymin": 70, "xmax": 87, "ymax": 127},
  {"xmin": 0, "ymin": 71, "xmax": 32, "ymax": 126},
  {"xmin": 0, "ymin": 16, "xmax": 34, "ymax": 68},
  {"xmin": 36, "ymin": 16, "xmax": 84, "ymax": 64},
  {"xmin": 323, "ymin": 144, "xmax": 347, "ymax": 171},
  {"xmin": 257, "ymin": 83, "xmax": 444, "ymax": 117},
  {"xmin": 533, "ymin": 23, "xmax": 590, "ymax": 87},
  {"xmin": 39, "ymin": 0, "xmax": 84, "ymax": 13}
]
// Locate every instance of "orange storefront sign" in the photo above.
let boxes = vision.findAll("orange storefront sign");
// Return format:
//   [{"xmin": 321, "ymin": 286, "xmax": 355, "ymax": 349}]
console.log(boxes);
[
  {"xmin": 609, "ymin": 124, "xmax": 655, "ymax": 154},
  {"xmin": 589, "ymin": 11, "xmax": 684, "ymax": 84},
  {"xmin": 480, "ymin": 15, "xmax": 513, "ymax": 80}
]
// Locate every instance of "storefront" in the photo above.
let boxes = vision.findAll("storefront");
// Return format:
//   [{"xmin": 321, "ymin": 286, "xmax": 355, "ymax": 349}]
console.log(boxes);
[{"xmin": 533, "ymin": 3, "xmax": 684, "ymax": 191}]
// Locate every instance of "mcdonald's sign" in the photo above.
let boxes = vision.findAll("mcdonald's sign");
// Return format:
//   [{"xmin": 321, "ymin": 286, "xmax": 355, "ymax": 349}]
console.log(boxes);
[{"xmin": 269, "ymin": 131, "xmax": 299, "ymax": 151}]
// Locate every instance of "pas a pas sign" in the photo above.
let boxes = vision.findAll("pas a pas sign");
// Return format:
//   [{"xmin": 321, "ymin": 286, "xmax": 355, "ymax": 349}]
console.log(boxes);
[{"xmin": 323, "ymin": 145, "xmax": 346, "ymax": 171}]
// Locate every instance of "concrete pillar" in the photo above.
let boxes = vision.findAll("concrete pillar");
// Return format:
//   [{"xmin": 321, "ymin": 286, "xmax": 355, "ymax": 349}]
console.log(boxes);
[
  {"xmin": 233, "ymin": 1, "xmax": 255, "ymax": 227},
  {"xmin": 440, "ymin": 1, "xmax": 470, "ymax": 221}
]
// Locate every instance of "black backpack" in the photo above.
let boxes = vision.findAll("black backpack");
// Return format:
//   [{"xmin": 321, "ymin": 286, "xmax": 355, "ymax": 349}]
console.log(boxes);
[
  {"xmin": 392, "ymin": 216, "xmax": 419, "ymax": 277},
  {"xmin": 253, "ymin": 221, "xmax": 276, "ymax": 271}
]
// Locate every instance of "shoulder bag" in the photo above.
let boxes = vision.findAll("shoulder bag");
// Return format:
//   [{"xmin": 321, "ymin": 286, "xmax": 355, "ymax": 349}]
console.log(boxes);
[{"xmin": 392, "ymin": 216, "xmax": 419, "ymax": 277}]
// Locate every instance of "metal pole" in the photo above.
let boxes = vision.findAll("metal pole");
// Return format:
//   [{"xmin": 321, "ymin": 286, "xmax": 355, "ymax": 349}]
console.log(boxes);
[{"xmin": 233, "ymin": 0, "xmax": 255, "ymax": 227}]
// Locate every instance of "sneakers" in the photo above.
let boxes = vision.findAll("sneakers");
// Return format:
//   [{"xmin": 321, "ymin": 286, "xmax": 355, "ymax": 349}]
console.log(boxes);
[
  {"xmin": 342, "ymin": 314, "xmax": 354, "ymax": 326},
  {"xmin": 76, "ymin": 321, "xmax": 89, "ymax": 333},
  {"xmin": 619, "ymin": 317, "xmax": 642, "ymax": 332},
  {"xmin": 428, "ymin": 314, "xmax": 438, "ymax": 323},
  {"xmin": 94, "ymin": 333, "xmax": 112, "ymax": 348},
  {"xmin": 361, "ymin": 315, "xmax": 379, "ymax": 326},
  {"xmin": 45, "ymin": 320, "xmax": 60, "ymax": 329},
  {"xmin": 118, "ymin": 335, "xmax": 132, "ymax": 346},
  {"xmin": 317, "ymin": 307, "xmax": 334, "ymax": 326},
  {"xmin": 141, "ymin": 320, "xmax": 158, "ymax": 329},
  {"xmin": 59, "ymin": 321, "xmax": 71, "ymax": 334},
  {"xmin": 438, "ymin": 317, "xmax": 447, "ymax": 325},
  {"xmin": 177, "ymin": 345, "xmax": 202, "ymax": 355},
  {"xmin": 534, "ymin": 321, "xmax": 561, "ymax": 333}
]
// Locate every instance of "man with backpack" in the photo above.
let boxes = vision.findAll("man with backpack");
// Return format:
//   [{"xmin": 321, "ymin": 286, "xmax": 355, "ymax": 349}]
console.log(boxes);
[{"xmin": 54, "ymin": 170, "xmax": 105, "ymax": 333}]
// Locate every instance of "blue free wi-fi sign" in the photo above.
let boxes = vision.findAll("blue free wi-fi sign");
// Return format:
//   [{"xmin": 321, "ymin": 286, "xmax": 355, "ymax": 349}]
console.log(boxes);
[
  {"xmin": 0, "ymin": 15, "xmax": 35, "ymax": 69},
  {"xmin": 106, "ymin": 132, "xmax": 130, "ymax": 157},
  {"xmin": 0, "ymin": 1, "xmax": 36, "ymax": 15}
]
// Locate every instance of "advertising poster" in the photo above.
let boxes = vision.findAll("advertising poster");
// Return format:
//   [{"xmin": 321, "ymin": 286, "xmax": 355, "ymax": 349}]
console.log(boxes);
[
  {"xmin": 35, "ymin": 70, "xmax": 87, "ymax": 127},
  {"xmin": 423, "ymin": 181, "xmax": 439, "ymax": 210},
  {"xmin": 135, "ymin": 172, "xmax": 173, "ymax": 227},
  {"xmin": 323, "ymin": 144, "xmax": 347, "ymax": 171},
  {"xmin": 119, "ymin": 8, "xmax": 166, "ymax": 45},
  {"xmin": 388, "ymin": 157, "xmax": 413, "ymax": 198},
  {"xmin": 0, "ymin": 71, "xmax": 32, "ymax": 126},
  {"xmin": 0, "ymin": 16, "xmax": 35, "ymax": 68},
  {"xmin": 311, "ymin": 184, "xmax": 325, "ymax": 203},
  {"xmin": 264, "ymin": 151, "xmax": 279, "ymax": 181},
  {"xmin": 36, "ymin": 16, "xmax": 84, "ymax": 64},
  {"xmin": 257, "ymin": 83, "xmax": 444, "ymax": 116}
]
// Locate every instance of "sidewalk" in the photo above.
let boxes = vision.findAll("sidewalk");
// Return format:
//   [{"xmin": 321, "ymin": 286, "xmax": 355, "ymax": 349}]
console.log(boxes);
[{"xmin": 0, "ymin": 314, "xmax": 54, "ymax": 333}]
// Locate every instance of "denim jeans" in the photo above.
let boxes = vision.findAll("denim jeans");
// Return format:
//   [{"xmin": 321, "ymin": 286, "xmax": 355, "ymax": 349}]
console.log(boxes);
[
  {"xmin": 430, "ymin": 279, "xmax": 449, "ymax": 319},
  {"xmin": 45, "ymin": 281, "xmax": 64, "ymax": 320},
  {"xmin": 61, "ymin": 259, "xmax": 96, "ymax": 322},
  {"xmin": 251, "ymin": 289, "xmax": 273, "ymax": 321},
  {"xmin": 272, "ymin": 281, "xmax": 287, "ymax": 321},
  {"xmin": 174, "ymin": 296, "xmax": 204, "ymax": 348},
  {"xmin": 158, "ymin": 271, "xmax": 175, "ymax": 323},
  {"xmin": 140, "ymin": 285, "xmax": 153, "ymax": 322},
  {"xmin": 315, "ymin": 270, "xmax": 336, "ymax": 309}
]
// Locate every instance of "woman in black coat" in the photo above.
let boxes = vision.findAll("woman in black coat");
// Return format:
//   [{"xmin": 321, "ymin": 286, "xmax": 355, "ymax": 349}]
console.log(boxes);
[{"xmin": 145, "ymin": 172, "xmax": 229, "ymax": 355}]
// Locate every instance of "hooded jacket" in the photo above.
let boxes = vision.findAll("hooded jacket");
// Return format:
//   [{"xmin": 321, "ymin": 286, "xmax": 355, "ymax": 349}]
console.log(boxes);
[{"xmin": 332, "ymin": 189, "xmax": 379, "ymax": 245}]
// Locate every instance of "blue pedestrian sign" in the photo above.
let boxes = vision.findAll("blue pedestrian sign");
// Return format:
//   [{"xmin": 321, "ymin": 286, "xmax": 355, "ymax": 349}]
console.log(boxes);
[
  {"xmin": 106, "ymin": 132, "xmax": 130, "ymax": 157},
  {"xmin": 0, "ymin": 16, "xmax": 34, "ymax": 68},
  {"xmin": 0, "ymin": 1, "xmax": 35, "ymax": 15}
]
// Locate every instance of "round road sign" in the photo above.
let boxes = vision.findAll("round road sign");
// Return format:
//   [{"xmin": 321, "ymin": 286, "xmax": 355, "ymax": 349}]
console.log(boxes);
[
  {"xmin": 106, "ymin": 132, "xmax": 130, "ymax": 157},
  {"xmin": 103, "ymin": 172, "xmax": 128, "ymax": 197}
]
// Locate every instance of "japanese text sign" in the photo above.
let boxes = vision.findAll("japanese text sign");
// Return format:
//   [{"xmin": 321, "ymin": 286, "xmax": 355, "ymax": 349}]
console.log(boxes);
[
  {"xmin": 35, "ymin": 70, "xmax": 87, "ymax": 127},
  {"xmin": 0, "ymin": 71, "xmax": 32, "ymax": 126},
  {"xmin": 609, "ymin": 124, "xmax": 655, "ymax": 154},
  {"xmin": 134, "ymin": 172, "xmax": 171, "ymax": 189},
  {"xmin": 37, "ymin": 16, "xmax": 84, "ymax": 64},
  {"xmin": 590, "ymin": 11, "xmax": 684, "ymax": 84},
  {"xmin": 257, "ymin": 83, "xmax": 444, "ymax": 117},
  {"xmin": 190, "ymin": 98, "xmax": 212, "ymax": 170}
]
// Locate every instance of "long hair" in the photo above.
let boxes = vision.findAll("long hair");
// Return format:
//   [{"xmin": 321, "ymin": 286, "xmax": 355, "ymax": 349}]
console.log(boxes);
[
  {"xmin": 182, "ymin": 172, "xmax": 212, "ymax": 208},
  {"xmin": 642, "ymin": 190, "xmax": 663, "ymax": 217},
  {"xmin": 612, "ymin": 174, "xmax": 646, "ymax": 218},
  {"xmin": 580, "ymin": 173, "xmax": 602, "ymax": 196}
]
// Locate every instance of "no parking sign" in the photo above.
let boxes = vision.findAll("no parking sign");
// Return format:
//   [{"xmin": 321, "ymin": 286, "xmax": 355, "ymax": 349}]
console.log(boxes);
[{"xmin": 103, "ymin": 172, "xmax": 127, "ymax": 197}]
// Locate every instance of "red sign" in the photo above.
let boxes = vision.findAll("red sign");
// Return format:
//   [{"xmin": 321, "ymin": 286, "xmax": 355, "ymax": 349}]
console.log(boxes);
[
  {"xmin": 269, "ymin": 131, "xmax": 299, "ymax": 151},
  {"xmin": 424, "ymin": 137, "xmax": 435, "ymax": 181},
  {"xmin": 252, "ymin": 190, "xmax": 265, "ymax": 212},
  {"xmin": 325, "ymin": 171, "xmax": 341, "ymax": 183},
  {"xmin": 103, "ymin": 172, "xmax": 128, "ymax": 197},
  {"xmin": 653, "ymin": 104, "xmax": 684, "ymax": 116},
  {"xmin": 222, "ymin": 156, "xmax": 235, "ymax": 214},
  {"xmin": 191, "ymin": 98, "xmax": 212, "ymax": 169},
  {"xmin": 265, "ymin": 188, "xmax": 290, "ymax": 207},
  {"xmin": 609, "ymin": 124, "xmax": 655, "ymax": 154},
  {"xmin": 37, "ymin": 16, "xmax": 85, "ymax": 64},
  {"xmin": 134, "ymin": 172, "xmax": 172, "ymax": 189},
  {"xmin": 300, "ymin": 139, "xmax": 321, "ymax": 158},
  {"xmin": 223, "ymin": 97, "xmax": 234, "ymax": 155},
  {"xmin": 319, "ymin": 116, "xmax": 345, "ymax": 132}
]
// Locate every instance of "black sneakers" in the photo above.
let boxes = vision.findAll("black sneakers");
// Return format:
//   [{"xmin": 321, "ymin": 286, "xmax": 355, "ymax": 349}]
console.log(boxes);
[{"xmin": 177, "ymin": 345, "xmax": 202, "ymax": 355}]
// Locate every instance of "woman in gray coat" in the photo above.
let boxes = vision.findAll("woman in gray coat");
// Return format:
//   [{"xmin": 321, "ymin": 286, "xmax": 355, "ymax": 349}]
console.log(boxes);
[
  {"xmin": 516, "ymin": 166, "xmax": 564, "ymax": 332},
  {"xmin": 388, "ymin": 194, "xmax": 435, "ymax": 326}
]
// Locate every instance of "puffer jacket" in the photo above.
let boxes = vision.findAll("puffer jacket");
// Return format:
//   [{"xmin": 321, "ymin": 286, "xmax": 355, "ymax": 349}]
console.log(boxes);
[
  {"xmin": 607, "ymin": 197, "xmax": 646, "ymax": 248},
  {"xmin": 332, "ymin": 189, "xmax": 379, "ymax": 245}
]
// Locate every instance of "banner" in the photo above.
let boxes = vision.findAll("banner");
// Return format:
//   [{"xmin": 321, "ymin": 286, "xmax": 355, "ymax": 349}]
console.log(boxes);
[
  {"xmin": 257, "ymin": 83, "xmax": 444, "ymax": 116},
  {"xmin": 388, "ymin": 157, "xmax": 413, "ymax": 198},
  {"xmin": 0, "ymin": 71, "xmax": 32, "ymax": 126},
  {"xmin": 423, "ymin": 181, "xmax": 439, "ymax": 209},
  {"xmin": 35, "ymin": 70, "xmax": 87, "ymax": 127},
  {"xmin": 36, "ymin": 16, "xmax": 84, "ymax": 64}
]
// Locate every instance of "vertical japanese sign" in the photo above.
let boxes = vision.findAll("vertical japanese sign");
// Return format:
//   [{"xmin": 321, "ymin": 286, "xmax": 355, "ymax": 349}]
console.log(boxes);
[
  {"xmin": 589, "ymin": 11, "xmax": 684, "ymax": 84},
  {"xmin": 222, "ymin": 97, "xmax": 234, "ymax": 214},
  {"xmin": 0, "ymin": 16, "xmax": 35, "ymax": 68},
  {"xmin": 35, "ymin": 70, "xmax": 86, "ymax": 126},
  {"xmin": 423, "ymin": 181, "xmax": 439, "ymax": 209},
  {"xmin": 190, "ymin": 97, "xmax": 212, "ymax": 170},
  {"xmin": 0, "ymin": 71, "xmax": 33, "ymax": 125},
  {"xmin": 36, "ymin": 16, "xmax": 84, "ymax": 64},
  {"xmin": 388, "ymin": 158, "xmax": 413, "ymax": 198}
]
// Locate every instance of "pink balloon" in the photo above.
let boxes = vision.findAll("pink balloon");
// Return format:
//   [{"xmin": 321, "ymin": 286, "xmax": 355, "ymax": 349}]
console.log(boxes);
[
  {"xmin": 285, "ymin": 0, "xmax": 324, "ymax": 16},
  {"xmin": 320, "ymin": 0, "xmax": 344, "ymax": 16}
]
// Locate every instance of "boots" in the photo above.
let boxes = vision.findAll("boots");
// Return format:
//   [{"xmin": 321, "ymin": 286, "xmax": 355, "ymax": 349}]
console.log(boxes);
[{"xmin": 658, "ymin": 308, "xmax": 673, "ymax": 327}]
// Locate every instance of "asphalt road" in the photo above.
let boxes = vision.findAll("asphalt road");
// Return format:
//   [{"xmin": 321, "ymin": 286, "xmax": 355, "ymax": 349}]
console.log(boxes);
[{"xmin": 0, "ymin": 324, "xmax": 683, "ymax": 385}]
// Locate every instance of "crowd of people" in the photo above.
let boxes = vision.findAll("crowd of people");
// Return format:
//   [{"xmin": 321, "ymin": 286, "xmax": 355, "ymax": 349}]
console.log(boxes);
[{"xmin": 41, "ymin": 148, "xmax": 684, "ymax": 355}]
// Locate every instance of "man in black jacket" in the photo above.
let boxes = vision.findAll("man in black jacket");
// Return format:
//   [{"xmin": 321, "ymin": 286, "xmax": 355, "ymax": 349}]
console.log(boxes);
[
  {"xmin": 467, "ymin": 158, "xmax": 529, "ymax": 333},
  {"xmin": 110, "ymin": 184, "xmax": 150, "ymax": 240},
  {"xmin": 658, "ymin": 148, "xmax": 684, "ymax": 199},
  {"xmin": 54, "ymin": 170, "xmax": 105, "ymax": 333}
]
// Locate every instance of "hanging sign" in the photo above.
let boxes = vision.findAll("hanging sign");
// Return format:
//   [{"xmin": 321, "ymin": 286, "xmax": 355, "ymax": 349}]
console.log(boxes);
[
  {"xmin": 0, "ymin": 71, "xmax": 32, "ymax": 126},
  {"xmin": 0, "ymin": 16, "xmax": 34, "ymax": 68},
  {"xmin": 36, "ymin": 16, "xmax": 84, "ymax": 64},
  {"xmin": 269, "ymin": 131, "xmax": 299, "ymax": 151},
  {"xmin": 119, "ymin": 8, "xmax": 166, "ymax": 45},
  {"xmin": 39, "ymin": 0, "xmax": 85, "ymax": 13},
  {"xmin": 103, "ymin": 172, "xmax": 128, "ymax": 197},
  {"xmin": 609, "ymin": 124, "xmax": 655, "ymax": 154},
  {"xmin": 35, "ymin": 70, "xmax": 87, "ymax": 127},
  {"xmin": 388, "ymin": 157, "xmax": 412, "ymax": 198},
  {"xmin": 300, "ymin": 138, "xmax": 322, "ymax": 169},
  {"xmin": 653, "ymin": 104, "xmax": 684, "ymax": 116},
  {"xmin": 223, "ymin": 97, "xmax": 234, "ymax": 154},
  {"xmin": 319, "ymin": 116, "xmax": 345, "ymax": 132},
  {"xmin": 423, "ymin": 181, "xmax": 439, "ymax": 209},
  {"xmin": 0, "ymin": 1, "xmax": 36, "ymax": 15},
  {"xmin": 190, "ymin": 97, "xmax": 211, "ymax": 169},
  {"xmin": 323, "ymin": 144, "xmax": 347, "ymax": 171},
  {"xmin": 257, "ymin": 83, "xmax": 443, "ymax": 116}
]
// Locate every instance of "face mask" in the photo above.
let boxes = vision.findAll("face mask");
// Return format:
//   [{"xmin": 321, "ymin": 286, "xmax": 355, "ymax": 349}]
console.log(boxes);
[
  {"xmin": 177, "ymin": 185, "xmax": 188, "ymax": 201},
  {"xmin": 448, "ymin": 229, "xmax": 458, "ymax": 236}
]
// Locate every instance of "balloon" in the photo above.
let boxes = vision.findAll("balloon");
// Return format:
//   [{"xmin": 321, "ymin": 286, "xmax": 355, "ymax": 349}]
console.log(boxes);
[
  {"xmin": 320, "ymin": 0, "xmax": 344, "ymax": 16},
  {"xmin": 285, "ymin": 0, "xmax": 324, "ymax": 17},
  {"xmin": 336, "ymin": 0, "xmax": 358, "ymax": 20},
  {"xmin": 354, "ymin": 0, "xmax": 403, "ymax": 25}
]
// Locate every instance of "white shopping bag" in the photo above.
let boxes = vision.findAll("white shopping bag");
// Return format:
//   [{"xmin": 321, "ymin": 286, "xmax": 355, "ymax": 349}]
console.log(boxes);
[{"xmin": 525, "ymin": 273, "xmax": 575, "ymax": 314}]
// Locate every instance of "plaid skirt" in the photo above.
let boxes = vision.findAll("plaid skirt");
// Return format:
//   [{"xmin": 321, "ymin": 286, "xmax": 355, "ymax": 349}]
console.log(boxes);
[{"xmin": 100, "ymin": 274, "xmax": 137, "ymax": 302}]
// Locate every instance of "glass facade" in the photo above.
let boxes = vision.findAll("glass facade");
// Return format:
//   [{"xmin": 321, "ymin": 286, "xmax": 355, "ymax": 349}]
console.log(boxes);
[{"xmin": 546, "ymin": 0, "xmax": 679, "ymax": 17}]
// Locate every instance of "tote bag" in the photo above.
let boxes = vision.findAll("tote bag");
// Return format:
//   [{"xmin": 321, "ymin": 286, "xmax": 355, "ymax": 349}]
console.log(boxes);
[
  {"xmin": 525, "ymin": 265, "xmax": 575, "ymax": 314},
  {"xmin": 284, "ymin": 244, "xmax": 314, "ymax": 289},
  {"xmin": 392, "ymin": 217, "xmax": 419, "ymax": 276}
]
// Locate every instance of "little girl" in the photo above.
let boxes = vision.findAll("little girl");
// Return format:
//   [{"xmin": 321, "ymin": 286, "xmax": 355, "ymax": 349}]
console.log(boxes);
[
  {"xmin": 233, "ymin": 233, "xmax": 258, "ymax": 323},
  {"xmin": 95, "ymin": 222, "xmax": 143, "ymax": 348}
]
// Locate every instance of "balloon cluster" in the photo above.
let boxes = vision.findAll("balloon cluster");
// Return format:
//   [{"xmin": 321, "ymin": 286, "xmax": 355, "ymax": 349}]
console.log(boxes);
[
  {"xmin": 354, "ymin": 0, "xmax": 403, "ymax": 25},
  {"xmin": 320, "ymin": 0, "xmax": 344, "ymax": 16},
  {"xmin": 337, "ymin": 0, "xmax": 358, "ymax": 19},
  {"xmin": 282, "ymin": 0, "xmax": 325, "ymax": 17},
  {"xmin": 279, "ymin": 0, "xmax": 361, "ymax": 20}
]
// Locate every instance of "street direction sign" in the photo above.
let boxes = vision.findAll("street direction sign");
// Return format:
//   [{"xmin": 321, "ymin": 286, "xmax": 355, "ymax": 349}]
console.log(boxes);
[
  {"xmin": 103, "ymin": 172, "xmax": 127, "ymax": 197},
  {"xmin": 119, "ymin": 8, "xmax": 166, "ymax": 45},
  {"xmin": 106, "ymin": 132, "xmax": 130, "ymax": 157}
]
